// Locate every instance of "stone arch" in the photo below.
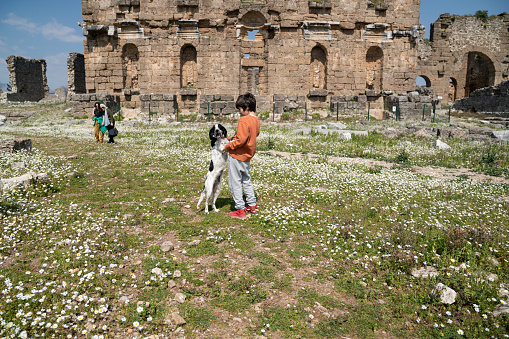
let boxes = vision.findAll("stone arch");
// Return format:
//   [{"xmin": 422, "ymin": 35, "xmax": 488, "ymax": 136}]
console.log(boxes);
[
  {"xmin": 239, "ymin": 11, "xmax": 267, "ymax": 40},
  {"xmin": 448, "ymin": 77, "xmax": 457, "ymax": 102},
  {"xmin": 416, "ymin": 75, "xmax": 431, "ymax": 88},
  {"xmin": 366, "ymin": 46, "xmax": 383, "ymax": 91},
  {"xmin": 465, "ymin": 51, "xmax": 495, "ymax": 97},
  {"xmin": 310, "ymin": 45, "xmax": 327, "ymax": 90},
  {"xmin": 122, "ymin": 43, "xmax": 139, "ymax": 89},
  {"xmin": 180, "ymin": 44, "xmax": 197, "ymax": 88}
]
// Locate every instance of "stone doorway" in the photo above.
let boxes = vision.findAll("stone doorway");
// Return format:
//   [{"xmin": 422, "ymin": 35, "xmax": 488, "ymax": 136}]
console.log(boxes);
[{"xmin": 465, "ymin": 52, "xmax": 495, "ymax": 97}]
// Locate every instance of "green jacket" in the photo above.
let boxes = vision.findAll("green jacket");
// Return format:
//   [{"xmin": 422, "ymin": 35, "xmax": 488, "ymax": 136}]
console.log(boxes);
[{"xmin": 92, "ymin": 116, "xmax": 107, "ymax": 133}]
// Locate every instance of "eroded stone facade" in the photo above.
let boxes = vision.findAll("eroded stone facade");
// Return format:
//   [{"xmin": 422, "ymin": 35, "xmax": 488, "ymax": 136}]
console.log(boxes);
[
  {"xmin": 2, "ymin": 56, "xmax": 48, "ymax": 102},
  {"xmin": 416, "ymin": 13, "xmax": 509, "ymax": 104},
  {"xmin": 79, "ymin": 0, "xmax": 424, "ymax": 116}
]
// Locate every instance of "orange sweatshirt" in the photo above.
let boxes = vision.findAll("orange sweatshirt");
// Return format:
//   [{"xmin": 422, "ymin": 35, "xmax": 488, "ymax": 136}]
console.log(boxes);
[{"xmin": 226, "ymin": 114, "xmax": 260, "ymax": 162}]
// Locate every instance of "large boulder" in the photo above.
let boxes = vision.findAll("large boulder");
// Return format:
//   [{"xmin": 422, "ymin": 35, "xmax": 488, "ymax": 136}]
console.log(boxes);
[
  {"xmin": 432, "ymin": 283, "xmax": 457, "ymax": 304},
  {"xmin": 0, "ymin": 138, "xmax": 32, "ymax": 153}
]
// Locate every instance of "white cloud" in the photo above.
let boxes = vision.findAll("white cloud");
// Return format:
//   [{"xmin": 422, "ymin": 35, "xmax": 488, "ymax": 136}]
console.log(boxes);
[
  {"xmin": 2, "ymin": 14, "xmax": 82, "ymax": 44},
  {"xmin": 41, "ymin": 20, "xmax": 83, "ymax": 43},
  {"xmin": 1, "ymin": 13, "xmax": 37, "ymax": 33}
]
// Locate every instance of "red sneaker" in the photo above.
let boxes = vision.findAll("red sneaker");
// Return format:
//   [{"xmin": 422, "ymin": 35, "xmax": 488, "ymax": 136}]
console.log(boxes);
[
  {"xmin": 229, "ymin": 209, "xmax": 247, "ymax": 219},
  {"xmin": 244, "ymin": 205, "xmax": 258, "ymax": 214}
]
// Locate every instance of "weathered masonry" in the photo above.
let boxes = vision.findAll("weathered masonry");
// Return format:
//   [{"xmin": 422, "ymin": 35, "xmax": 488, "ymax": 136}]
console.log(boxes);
[
  {"xmin": 416, "ymin": 13, "xmax": 509, "ymax": 105},
  {"xmin": 0, "ymin": 56, "xmax": 48, "ymax": 102},
  {"xmin": 79, "ymin": 0, "xmax": 424, "ymax": 117}
]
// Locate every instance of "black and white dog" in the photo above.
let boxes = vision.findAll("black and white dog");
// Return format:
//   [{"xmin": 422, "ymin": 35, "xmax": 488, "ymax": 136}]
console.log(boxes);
[{"xmin": 197, "ymin": 124, "xmax": 229, "ymax": 214}]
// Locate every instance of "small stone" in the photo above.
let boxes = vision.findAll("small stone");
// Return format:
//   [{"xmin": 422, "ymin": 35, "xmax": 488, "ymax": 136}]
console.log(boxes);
[
  {"xmin": 432, "ymin": 283, "xmax": 457, "ymax": 304},
  {"xmin": 173, "ymin": 270, "xmax": 182, "ymax": 278},
  {"xmin": 189, "ymin": 240, "xmax": 201, "ymax": 246},
  {"xmin": 359, "ymin": 281, "xmax": 367, "ymax": 287},
  {"xmin": 119, "ymin": 296, "xmax": 129, "ymax": 304},
  {"xmin": 233, "ymin": 317, "xmax": 242, "ymax": 322},
  {"xmin": 492, "ymin": 304, "xmax": 509, "ymax": 317},
  {"xmin": 151, "ymin": 267, "xmax": 163, "ymax": 275},
  {"xmin": 170, "ymin": 312, "xmax": 186, "ymax": 326},
  {"xmin": 362, "ymin": 150, "xmax": 371, "ymax": 154},
  {"xmin": 175, "ymin": 293, "xmax": 186, "ymax": 304},
  {"xmin": 489, "ymin": 258, "xmax": 500, "ymax": 266},
  {"xmin": 432, "ymin": 139, "xmax": 451, "ymax": 150},
  {"xmin": 161, "ymin": 241, "xmax": 175, "ymax": 252},
  {"xmin": 167, "ymin": 280, "xmax": 177, "ymax": 289},
  {"xmin": 134, "ymin": 260, "xmax": 142, "ymax": 265},
  {"xmin": 127, "ymin": 328, "xmax": 133, "ymax": 334},
  {"xmin": 67, "ymin": 155, "xmax": 78, "ymax": 159},
  {"xmin": 184, "ymin": 205, "xmax": 191, "ymax": 209},
  {"xmin": 411, "ymin": 266, "xmax": 439, "ymax": 279}
]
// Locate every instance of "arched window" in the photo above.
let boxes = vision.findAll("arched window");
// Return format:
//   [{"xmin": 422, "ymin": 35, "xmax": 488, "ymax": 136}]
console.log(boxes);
[
  {"xmin": 366, "ymin": 46, "xmax": 383, "ymax": 91},
  {"xmin": 416, "ymin": 75, "xmax": 431, "ymax": 88},
  {"xmin": 180, "ymin": 45, "xmax": 197, "ymax": 88},
  {"xmin": 122, "ymin": 44, "xmax": 139, "ymax": 89},
  {"xmin": 310, "ymin": 46, "xmax": 327, "ymax": 90}
]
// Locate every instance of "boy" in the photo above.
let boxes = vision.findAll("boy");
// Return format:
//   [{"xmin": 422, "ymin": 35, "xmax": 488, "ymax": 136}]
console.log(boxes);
[{"xmin": 222, "ymin": 93, "xmax": 260, "ymax": 219}]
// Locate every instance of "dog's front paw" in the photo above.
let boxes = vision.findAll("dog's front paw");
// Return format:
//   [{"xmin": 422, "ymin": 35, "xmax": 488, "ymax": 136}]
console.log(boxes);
[
  {"xmin": 204, "ymin": 210, "xmax": 209, "ymax": 215},
  {"xmin": 213, "ymin": 208, "xmax": 219, "ymax": 212}
]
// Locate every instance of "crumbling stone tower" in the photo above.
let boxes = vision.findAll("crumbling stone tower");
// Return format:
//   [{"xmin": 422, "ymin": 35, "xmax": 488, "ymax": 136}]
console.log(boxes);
[
  {"xmin": 80, "ymin": 0, "xmax": 424, "ymax": 116},
  {"xmin": 5, "ymin": 56, "xmax": 48, "ymax": 102},
  {"xmin": 416, "ymin": 13, "xmax": 509, "ymax": 103}
]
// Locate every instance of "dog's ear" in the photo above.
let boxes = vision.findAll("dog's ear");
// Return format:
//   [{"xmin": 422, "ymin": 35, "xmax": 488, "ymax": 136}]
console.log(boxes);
[{"xmin": 219, "ymin": 124, "xmax": 227, "ymax": 137}]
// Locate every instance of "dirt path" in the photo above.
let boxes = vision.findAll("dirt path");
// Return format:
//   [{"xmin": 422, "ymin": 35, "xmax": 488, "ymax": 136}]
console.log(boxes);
[{"xmin": 265, "ymin": 150, "xmax": 509, "ymax": 186}]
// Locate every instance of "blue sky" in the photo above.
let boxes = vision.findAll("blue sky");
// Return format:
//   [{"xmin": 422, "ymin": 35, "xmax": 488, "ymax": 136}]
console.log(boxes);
[{"xmin": 0, "ymin": 0, "xmax": 507, "ymax": 92}]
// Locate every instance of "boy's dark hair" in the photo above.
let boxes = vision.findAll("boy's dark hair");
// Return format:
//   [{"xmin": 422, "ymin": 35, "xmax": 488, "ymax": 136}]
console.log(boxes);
[{"xmin": 235, "ymin": 92, "xmax": 256, "ymax": 112}]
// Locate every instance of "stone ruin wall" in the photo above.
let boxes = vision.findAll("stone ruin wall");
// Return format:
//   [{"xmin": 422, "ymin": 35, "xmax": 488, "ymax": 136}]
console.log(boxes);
[
  {"xmin": 67, "ymin": 53, "xmax": 87, "ymax": 99},
  {"xmin": 454, "ymin": 80, "xmax": 509, "ymax": 114},
  {"xmin": 416, "ymin": 13, "xmax": 509, "ymax": 106},
  {"xmin": 1, "ymin": 56, "xmax": 49, "ymax": 102},
  {"xmin": 77, "ymin": 0, "xmax": 424, "ymax": 117}
]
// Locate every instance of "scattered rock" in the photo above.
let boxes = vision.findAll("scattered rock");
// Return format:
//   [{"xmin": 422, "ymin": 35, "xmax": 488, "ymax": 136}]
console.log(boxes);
[
  {"xmin": 151, "ymin": 267, "xmax": 163, "ymax": 275},
  {"xmin": 184, "ymin": 205, "xmax": 191, "ymax": 209},
  {"xmin": 119, "ymin": 296, "xmax": 129, "ymax": 304},
  {"xmin": 414, "ymin": 128, "xmax": 432, "ymax": 138},
  {"xmin": 66, "ymin": 155, "xmax": 78, "ymax": 160},
  {"xmin": 167, "ymin": 280, "xmax": 176, "ymax": 289},
  {"xmin": 436, "ymin": 127, "xmax": 468, "ymax": 139},
  {"xmin": 432, "ymin": 139, "xmax": 451, "ymax": 150},
  {"xmin": 168, "ymin": 312, "xmax": 186, "ymax": 326},
  {"xmin": 163, "ymin": 197, "xmax": 175, "ymax": 203},
  {"xmin": 491, "ymin": 130, "xmax": 509, "ymax": 141},
  {"xmin": 161, "ymin": 241, "xmax": 174, "ymax": 252},
  {"xmin": 175, "ymin": 293, "xmax": 186, "ymax": 304},
  {"xmin": 340, "ymin": 132, "xmax": 352, "ymax": 140},
  {"xmin": 411, "ymin": 266, "xmax": 439, "ymax": 279},
  {"xmin": 233, "ymin": 317, "xmax": 242, "ymax": 322},
  {"xmin": 1, "ymin": 172, "xmax": 49, "ymax": 190},
  {"xmin": 492, "ymin": 304, "xmax": 509, "ymax": 317},
  {"xmin": 173, "ymin": 270, "xmax": 182, "ymax": 278},
  {"xmin": 432, "ymin": 283, "xmax": 457, "ymax": 304},
  {"xmin": 0, "ymin": 138, "xmax": 32, "ymax": 153},
  {"xmin": 189, "ymin": 240, "xmax": 201, "ymax": 246},
  {"xmin": 359, "ymin": 281, "xmax": 367, "ymax": 287}
]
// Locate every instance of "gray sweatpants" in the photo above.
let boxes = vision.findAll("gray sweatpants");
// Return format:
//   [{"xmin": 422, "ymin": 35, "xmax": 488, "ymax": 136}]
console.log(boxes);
[{"xmin": 228, "ymin": 154, "xmax": 256, "ymax": 210}]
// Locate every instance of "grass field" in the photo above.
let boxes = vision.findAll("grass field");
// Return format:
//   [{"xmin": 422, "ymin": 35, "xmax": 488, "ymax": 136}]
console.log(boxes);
[{"xmin": 0, "ymin": 102, "xmax": 508, "ymax": 338}]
